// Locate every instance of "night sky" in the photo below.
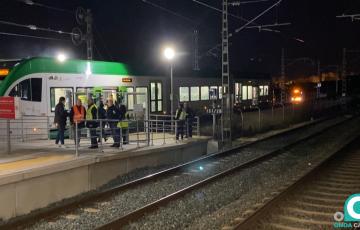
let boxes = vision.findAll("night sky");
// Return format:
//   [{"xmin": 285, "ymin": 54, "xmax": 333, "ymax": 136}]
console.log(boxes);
[{"xmin": 1, "ymin": 0, "xmax": 360, "ymax": 77}]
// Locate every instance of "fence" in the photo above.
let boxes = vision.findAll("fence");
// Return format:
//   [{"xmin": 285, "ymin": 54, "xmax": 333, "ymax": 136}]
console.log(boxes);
[{"xmin": 0, "ymin": 116, "xmax": 201, "ymax": 156}]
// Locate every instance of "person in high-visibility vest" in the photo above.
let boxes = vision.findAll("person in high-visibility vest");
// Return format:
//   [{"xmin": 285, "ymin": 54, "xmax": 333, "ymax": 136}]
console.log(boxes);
[
  {"xmin": 86, "ymin": 97, "xmax": 98, "ymax": 149},
  {"xmin": 70, "ymin": 98, "xmax": 86, "ymax": 146},
  {"xmin": 117, "ymin": 103, "xmax": 129, "ymax": 144},
  {"xmin": 175, "ymin": 103, "xmax": 187, "ymax": 140}
]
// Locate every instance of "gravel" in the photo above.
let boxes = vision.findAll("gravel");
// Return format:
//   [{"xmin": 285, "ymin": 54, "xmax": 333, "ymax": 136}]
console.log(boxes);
[
  {"xmin": 124, "ymin": 117, "xmax": 360, "ymax": 230},
  {"xmin": 24, "ymin": 116, "xmax": 352, "ymax": 230}
]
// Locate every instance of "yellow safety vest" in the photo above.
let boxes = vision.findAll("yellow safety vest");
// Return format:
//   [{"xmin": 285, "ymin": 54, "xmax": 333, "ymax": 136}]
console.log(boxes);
[
  {"xmin": 86, "ymin": 104, "xmax": 97, "ymax": 120},
  {"xmin": 176, "ymin": 109, "xmax": 187, "ymax": 120},
  {"xmin": 117, "ymin": 112, "xmax": 129, "ymax": 128}
]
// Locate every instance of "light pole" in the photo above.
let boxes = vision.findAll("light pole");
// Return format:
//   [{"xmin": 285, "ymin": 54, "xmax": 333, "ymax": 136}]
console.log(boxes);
[{"xmin": 163, "ymin": 47, "xmax": 175, "ymax": 130}]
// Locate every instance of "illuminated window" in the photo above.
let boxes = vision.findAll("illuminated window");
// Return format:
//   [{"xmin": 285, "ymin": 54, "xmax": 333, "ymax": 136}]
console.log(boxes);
[
  {"xmin": 127, "ymin": 87, "xmax": 134, "ymax": 110},
  {"xmin": 247, "ymin": 86, "xmax": 253, "ymax": 99},
  {"xmin": 259, "ymin": 86, "xmax": 263, "ymax": 96},
  {"xmin": 201, "ymin": 86, "xmax": 209, "ymax": 100},
  {"xmin": 190, "ymin": 87, "xmax": 200, "ymax": 101},
  {"xmin": 136, "ymin": 87, "xmax": 147, "ymax": 109},
  {"xmin": 242, "ymin": 86, "xmax": 248, "ymax": 100},
  {"xmin": 50, "ymin": 87, "xmax": 73, "ymax": 112},
  {"xmin": 150, "ymin": 82, "xmax": 163, "ymax": 112},
  {"xmin": 180, "ymin": 87, "xmax": 189, "ymax": 102},
  {"xmin": 264, "ymin": 85, "xmax": 269, "ymax": 95},
  {"xmin": 210, "ymin": 86, "xmax": 218, "ymax": 100}
]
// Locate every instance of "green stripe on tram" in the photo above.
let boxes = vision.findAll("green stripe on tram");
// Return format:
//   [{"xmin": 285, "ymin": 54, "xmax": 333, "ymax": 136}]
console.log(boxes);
[{"xmin": 0, "ymin": 57, "xmax": 130, "ymax": 96}]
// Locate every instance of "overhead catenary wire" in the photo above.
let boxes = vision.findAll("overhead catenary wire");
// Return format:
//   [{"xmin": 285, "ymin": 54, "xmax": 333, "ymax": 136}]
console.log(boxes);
[
  {"xmin": 0, "ymin": 19, "xmax": 76, "ymax": 36},
  {"xmin": 141, "ymin": 0, "xmax": 196, "ymax": 24},
  {"xmin": 16, "ymin": 0, "xmax": 74, "ymax": 14},
  {"xmin": 0, "ymin": 31, "xmax": 69, "ymax": 41}
]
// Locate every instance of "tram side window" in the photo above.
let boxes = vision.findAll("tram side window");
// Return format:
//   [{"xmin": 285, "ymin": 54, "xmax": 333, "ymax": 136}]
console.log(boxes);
[
  {"xmin": 179, "ymin": 87, "xmax": 189, "ymax": 102},
  {"xmin": 50, "ymin": 88, "xmax": 73, "ymax": 112},
  {"xmin": 31, "ymin": 78, "xmax": 42, "ymax": 102},
  {"xmin": 190, "ymin": 87, "xmax": 199, "ymax": 101},
  {"xmin": 8, "ymin": 78, "xmax": 42, "ymax": 102},
  {"xmin": 127, "ymin": 87, "xmax": 134, "ymax": 110},
  {"xmin": 136, "ymin": 87, "xmax": 147, "ymax": 109},
  {"xmin": 201, "ymin": 86, "xmax": 209, "ymax": 100},
  {"xmin": 259, "ymin": 86, "xmax": 264, "ymax": 96},
  {"xmin": 247, "ymin": 86, "xmax": 253, "ymax": 99},
  {"xmin": 242, "ymin": 86, "xmax": 248, "ymax": 100},
  {"xmin": 264, "ymin": 85, "xmax": 269, "ymax": 96},
  {"xmin": 150, "ymin": 82, "xmax": 163, "ymax": 112}
]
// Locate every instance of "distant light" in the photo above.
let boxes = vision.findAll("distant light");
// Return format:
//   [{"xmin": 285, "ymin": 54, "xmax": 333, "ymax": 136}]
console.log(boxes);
[
  {"xmin": 56, "ymin": 53, "xmax": 67, "ymax": 62},
  {"xmin": 293, "ymin": 89, "xmax": 300, "ymax": 94},
  {"xmin": 28, "ymin": 25, "xmax": 37, "ymax": 30},
  {"xmin": 85, "ymin": 61, "xmax": 92, "ymax": 76},
  {"xmin": 164, "ymin": 47, "xmax": 175, "ymax": 61},
  {"xmin": 199, "ymin": 166, "xmax": 204, "ymax": 171},
  {"xmin": 25, "ymin": 0, "xmax": 34, "ymax": 5},
  {"xmin": 33, "ymin": 128, "xmax": 38, "ymax": 132}
]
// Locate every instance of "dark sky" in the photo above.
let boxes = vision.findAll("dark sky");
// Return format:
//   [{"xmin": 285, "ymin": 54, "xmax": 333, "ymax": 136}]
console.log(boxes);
[{"xmin": 1, "ymin": 0, "xmax": 360, "ymax": 77}]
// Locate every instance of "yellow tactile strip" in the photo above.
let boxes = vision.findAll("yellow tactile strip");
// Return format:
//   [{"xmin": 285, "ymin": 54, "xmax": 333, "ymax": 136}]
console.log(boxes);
[{"xmin": 0, "ymin": 154, "xmax": 75, "ymax": 175}]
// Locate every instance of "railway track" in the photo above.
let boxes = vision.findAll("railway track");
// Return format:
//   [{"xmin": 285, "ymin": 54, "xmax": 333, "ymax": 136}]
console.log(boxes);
[
  {"xmin": 1, "ymin": 115, "xmax": 354, "ymax": 230},
  {"xmin": 233, "ymin": 133, "xmax": 360, "ymax": 230}
]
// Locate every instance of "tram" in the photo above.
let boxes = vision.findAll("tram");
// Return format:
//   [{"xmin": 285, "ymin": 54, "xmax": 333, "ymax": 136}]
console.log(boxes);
[{"xmin": 0, "ymin": 57, "xmax": 273, "ymax": 118}]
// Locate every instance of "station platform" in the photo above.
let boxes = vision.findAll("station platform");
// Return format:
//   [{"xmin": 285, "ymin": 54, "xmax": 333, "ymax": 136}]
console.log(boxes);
[{"xmin": 0, "ymin": 133, "xmax": 210, "ymax": 222}]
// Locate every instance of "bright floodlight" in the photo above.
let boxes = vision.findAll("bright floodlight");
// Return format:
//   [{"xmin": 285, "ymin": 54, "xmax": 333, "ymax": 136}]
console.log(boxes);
[
  {"xmin": 164, "ymin": 47, "xmax": 175, "ymax": 60},
  {"xmin": 57, "ymin": 53, "xmax": 67, "ymax": 62}
]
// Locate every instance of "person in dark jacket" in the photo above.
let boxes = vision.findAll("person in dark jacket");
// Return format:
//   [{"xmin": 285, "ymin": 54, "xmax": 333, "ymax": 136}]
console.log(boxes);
[
  {"xmin": 54, "ymin": 97, "xmax": 68, "ymax": 147},
  {"xmin": 184, "ymin": 102, "xmax": 195, "ymax": 138},
  {"xmin": 175, "ymin": 103, "xmax": 186, "ymax": 140},
  {"xmin": 86, "ymin": 97, "xmax": 98, "ymax": 149},
  {"xmin": 106, "ymin": 99, "xmax": 121, "ymax": 147},
  {"xmin": 69, "ymin": 98, "xmax": 86, "ymax": 146},
  {"xmin": 97, "ymin": 101, "xmax": 108, "ymax": 143}
]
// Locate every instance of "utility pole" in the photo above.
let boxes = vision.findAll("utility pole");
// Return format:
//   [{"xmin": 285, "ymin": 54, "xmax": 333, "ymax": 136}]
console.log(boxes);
[
  {"xmin": 221, "ymin": 0, "xmax": 232, "ymax": 148},
  {"xmin": 317, "ymin": 60, "xmax": 321, "ymax": 98},
  {"xmin": 342, "ymin": 48, "xmax": 347, "ymax": 97},
  {"xmin": 85, "ymin": 9, "xmax": 93, "ymax": 60},
  {"xmin": 280, "ymin": 48, "xmax": 285, "ymax": 104},
  {"xmin": 193, "ymin": 30, "xmax": 200, "ymax": 71}
]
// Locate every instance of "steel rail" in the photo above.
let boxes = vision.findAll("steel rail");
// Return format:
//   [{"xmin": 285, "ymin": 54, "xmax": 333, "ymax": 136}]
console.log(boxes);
[
  {"xmin": 233, "ymin": 135, "xmax": 360, "ymax": 230},
  {"xmin": 95, "ymin": 116, "xmax": 355, "ymax": 229},
  {"xmin": 0, "ymin": 115, "xmax": 341, "ymax": 229}
]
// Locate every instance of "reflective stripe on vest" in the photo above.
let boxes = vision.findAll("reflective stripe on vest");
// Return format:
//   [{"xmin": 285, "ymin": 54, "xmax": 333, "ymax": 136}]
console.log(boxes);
[
  {"xmin": 73, "ymin": 106, "xmax": 85, "ymax": 123},
  {"xmin": 86, "ymin": 104, "xmax": 97, "ymax": 120},
  {"xmin": 117, "ymin": 112, "xmax": 129, "ymax": 128}
]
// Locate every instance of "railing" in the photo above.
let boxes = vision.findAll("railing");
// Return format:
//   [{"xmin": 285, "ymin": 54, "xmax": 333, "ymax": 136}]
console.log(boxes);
[{"xmin": 0, "ymin": 116, "xmax": 201, "ymax": 156}]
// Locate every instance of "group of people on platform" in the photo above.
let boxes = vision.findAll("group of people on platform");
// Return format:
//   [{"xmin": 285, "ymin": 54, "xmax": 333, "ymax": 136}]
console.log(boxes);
[
  {"xmin": 54, "ymin": 96, "xmax": 129, "ymax": 149},
  {"xmin": 53, "ymin": 96, "xmax": 195, "ymax": 149}
]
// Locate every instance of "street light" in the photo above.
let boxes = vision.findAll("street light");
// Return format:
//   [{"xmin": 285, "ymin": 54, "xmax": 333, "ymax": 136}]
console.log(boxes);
[
  {"xmin": 56, "ymin": 53, "xmax": 67, "ymax": 63},
  {"xmin": 163, "ymin": 47, "xmax": 175, "ymax": 131}
]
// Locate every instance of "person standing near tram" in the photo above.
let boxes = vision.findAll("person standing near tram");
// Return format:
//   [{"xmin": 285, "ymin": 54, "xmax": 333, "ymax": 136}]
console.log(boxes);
[
  {"xmin": 70, "ymin": 98, "xmax": 86, "ymax": 146},
  {"xmin": 175, "ymin": 103, "xmax": 187, "ymax": 140},
  {"xmin": 118, "ymin": 103, "xmax": 129, "ymax": 145},
  {"xmin": 106, "ymin": 99, "xmax": 121, "ymax": 147},
  {"xmin": 86, "ymin": 97, "xmax": 98, "ymax": 149},
  {"xmin": 54, "ymin": 96, "xmax": 68, "ymax": 148}
]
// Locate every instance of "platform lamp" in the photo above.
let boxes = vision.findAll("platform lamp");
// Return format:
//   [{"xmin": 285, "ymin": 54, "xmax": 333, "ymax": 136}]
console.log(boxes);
[{"xmin": 163, "ymin": 47, "xmax": 176, "ymax": 131}]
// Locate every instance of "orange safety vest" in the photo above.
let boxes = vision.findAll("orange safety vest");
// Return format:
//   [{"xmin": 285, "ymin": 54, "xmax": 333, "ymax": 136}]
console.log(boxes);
[{"xmin": 73, "ymin": 105, "xmax": 85, "ymax": 124}]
